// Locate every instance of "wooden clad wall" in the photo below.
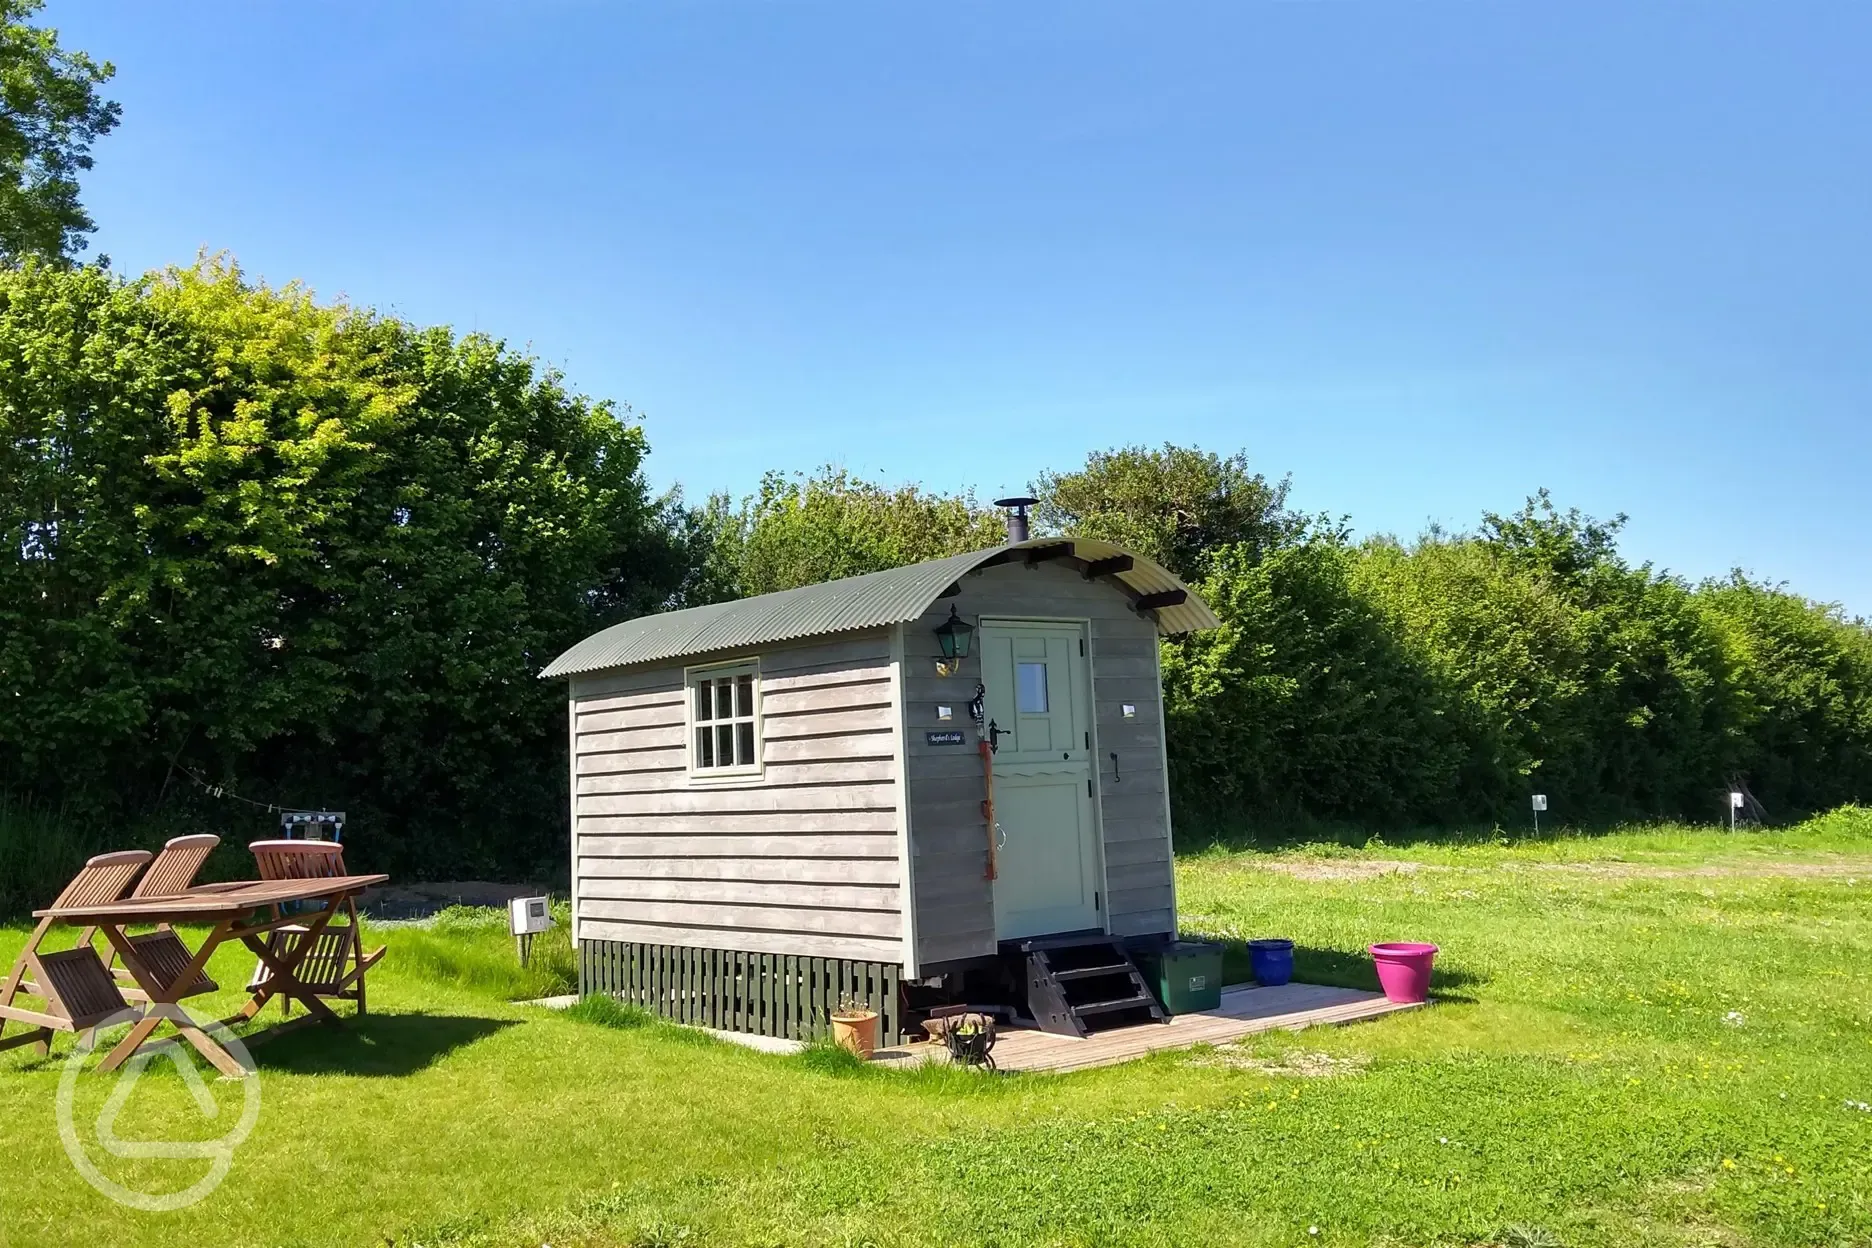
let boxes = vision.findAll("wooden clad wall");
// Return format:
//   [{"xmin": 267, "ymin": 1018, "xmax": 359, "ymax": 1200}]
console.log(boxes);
[
  {"xmin": 570, "ymin": 629, "xmax": 905, "ymax": 965},
  {"xmin": 901, "ymin": 561, "xmax": 1178, "ymax": 967}
]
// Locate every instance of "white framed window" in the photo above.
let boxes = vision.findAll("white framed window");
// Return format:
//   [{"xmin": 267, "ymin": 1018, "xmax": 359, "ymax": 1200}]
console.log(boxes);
[{"xmin": 685, "ymin": 660, "xmax": 762, "ymax": 780}]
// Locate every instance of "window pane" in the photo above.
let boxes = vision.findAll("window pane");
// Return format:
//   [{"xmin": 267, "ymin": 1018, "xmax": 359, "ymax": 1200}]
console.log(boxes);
[
  {"xmin": 735, "ymin": 673, "xmax": 754, "ymax": 717},
  {"xmin": 716, "ymin": 723, "xmax": 734, "ymax": 766},
  {"xmin": 1017, "ymin": 661, "xmax": 1049, "ymax": 713},
  {"xmin": 715, "ymin": 681, "xmax": 734, "ymax": 720},
  {"xmin": 694, "ymin": 679, "xmax": 712, "ymax": 722},
  {"xmin": 696, "ymin": 725, "xmax": 714, "ymax": 768},
  {"xmin": 737, "ymin": 721, "xmax": 756, "ymax": 767}
]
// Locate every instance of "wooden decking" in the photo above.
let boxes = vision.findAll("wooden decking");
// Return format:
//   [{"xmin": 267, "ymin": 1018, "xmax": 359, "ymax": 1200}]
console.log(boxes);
[{"xmin": 878, "ymin": 982, "xmax": 1421, "ymax": 1074}]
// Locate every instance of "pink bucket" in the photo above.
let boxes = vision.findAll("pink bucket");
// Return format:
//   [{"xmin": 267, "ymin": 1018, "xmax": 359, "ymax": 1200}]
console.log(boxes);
[{"xmin": 1369, "ymin": 942, "xmax": 1438, "ymax": 1003}]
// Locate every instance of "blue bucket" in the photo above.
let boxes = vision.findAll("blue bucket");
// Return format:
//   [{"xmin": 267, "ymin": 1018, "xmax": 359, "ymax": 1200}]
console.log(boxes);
[{"xmin": 1248, "ymin": 938, "xmax": 1295, "ymax": 987}]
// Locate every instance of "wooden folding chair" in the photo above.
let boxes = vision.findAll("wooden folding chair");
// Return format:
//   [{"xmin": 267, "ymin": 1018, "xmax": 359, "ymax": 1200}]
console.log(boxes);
[
  {"xmin": 110, "ymin": 834, "xmax": 223, "ymax": 1003},
  {"xmin": 251, "ymin": 839, "xmax": 345, "ymax": 884},
  {"xmin": 247, "ymin": 840, "xmax": 385, "ymax": 1016},
  {"xmin": 0, "ymin": 850, "xmax": 150, "ymax": 1057},
  {"xmin": 135, "ymin": 833, "xmax": 220, "ymax": 900}
]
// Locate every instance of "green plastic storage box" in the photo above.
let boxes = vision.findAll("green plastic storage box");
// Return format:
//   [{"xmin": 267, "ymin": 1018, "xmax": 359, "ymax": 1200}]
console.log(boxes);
[{"xmin": 1139, "ymin": 941, "xmax": 1223, "ymax": 1014}]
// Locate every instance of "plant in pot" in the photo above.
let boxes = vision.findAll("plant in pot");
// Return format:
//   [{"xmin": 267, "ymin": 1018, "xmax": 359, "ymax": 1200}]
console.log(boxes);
[
  {"xmin": 940, "ymin": 1010, "xmax": 997, "ymax": 1069},
  {"xmin": 830, "ymin": 995, "xmax": 880, "ymax": 1057}
]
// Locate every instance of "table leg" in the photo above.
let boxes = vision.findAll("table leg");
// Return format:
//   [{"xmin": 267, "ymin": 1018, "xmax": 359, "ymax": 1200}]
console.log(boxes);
[
  {"xmin": 238, "ymin": 901, "xmax": 343, "ymax": 1027},
  {"xmin": 98, "ymin": 922, "xmax": 248, "ymax": 1079},
  {"xmin": 97, "ymin": 1011, "xmax": 164, "ymax": 1072}
]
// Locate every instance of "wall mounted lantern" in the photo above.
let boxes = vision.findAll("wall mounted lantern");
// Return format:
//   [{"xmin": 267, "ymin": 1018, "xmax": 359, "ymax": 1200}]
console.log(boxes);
[{"xmin": 933, "ymin": 605, "xmax": 975, "ymax": 677}]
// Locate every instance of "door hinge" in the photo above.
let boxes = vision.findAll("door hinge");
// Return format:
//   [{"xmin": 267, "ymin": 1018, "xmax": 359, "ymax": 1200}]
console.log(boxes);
[
  {"xmin": 1084, "ymin": 731, "xmax": 1090, "ymax": 749},
  {"xmin": 1087, "ymin": 777, "xmax": 1094, "ymax": 797},
  {"xmin": 1094, "ymin": 890, "xmax": 1101, "ymax": 911},
  {"xmin": 1079, "ymin": 637, "xmax": 1086, "ymax": 656}
]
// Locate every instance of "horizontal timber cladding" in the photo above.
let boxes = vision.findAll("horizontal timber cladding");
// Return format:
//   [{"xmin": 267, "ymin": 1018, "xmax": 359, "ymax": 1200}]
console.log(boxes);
[
  {"xmin": 902, "ymin": 560, "xmax": 1179, "ymax": 965},
  {"xmin": 568, "ymin": 629, "xmax": 906, "ymax": 967},
  {"xmin": 580, "ymin": 938, "xmax": 902, "ymax": 1043}
]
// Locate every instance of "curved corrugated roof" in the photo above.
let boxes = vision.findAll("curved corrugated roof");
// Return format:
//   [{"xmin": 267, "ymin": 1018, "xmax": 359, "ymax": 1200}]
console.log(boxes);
[{"xmin": 540, "ymin": 536, "xmax": 1220, "ymax": 679}]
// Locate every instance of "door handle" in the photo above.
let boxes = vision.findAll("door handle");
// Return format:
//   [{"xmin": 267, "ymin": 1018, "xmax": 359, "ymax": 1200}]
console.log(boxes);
[
  {"xmin": 1110, "ymin": 751, "xmax": 1120, "ymax": 782},
  {"xmin": 994, "ymin": 821, "xmax": 1007, "ymax": 850},
  {"xmin": 986, "ymin": 719, "xmax": 1007, "ymax": 754}
]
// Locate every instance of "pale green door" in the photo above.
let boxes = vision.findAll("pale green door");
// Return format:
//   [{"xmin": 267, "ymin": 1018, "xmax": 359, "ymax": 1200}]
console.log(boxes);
[{"xmin": 980, "ymin": 619, "xmax": 1100, "ymax": 941}]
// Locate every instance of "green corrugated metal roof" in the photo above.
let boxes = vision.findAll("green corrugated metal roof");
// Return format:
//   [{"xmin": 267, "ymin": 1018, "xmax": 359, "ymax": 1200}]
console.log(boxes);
[{"xmin": 540, "ymin": 536, "xmax": 1220, "ymax": 679}]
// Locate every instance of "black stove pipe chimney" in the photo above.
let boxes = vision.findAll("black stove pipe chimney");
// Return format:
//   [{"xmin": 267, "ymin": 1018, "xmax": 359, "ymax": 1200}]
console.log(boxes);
[{"xmin": 994, "ymin": 496, "xmax": 1039, "ymax": 545}]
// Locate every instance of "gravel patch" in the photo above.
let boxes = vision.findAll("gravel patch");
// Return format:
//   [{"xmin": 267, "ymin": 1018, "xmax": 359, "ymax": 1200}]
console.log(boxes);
[
  {"xmin": 1187, "ymin": 1048, "xmax": 1370, "ymax": 1077},
  {"xmin": 360, "ymin": 880, "xmax": 546, "ymax": 921},
  {"xmin": 1527, "ymin": 859, "xmax": 1871, "ymax": 880},
  {"xmin": 1254, "ymin": 858, "xmax": 1437, "ymax": 882}
]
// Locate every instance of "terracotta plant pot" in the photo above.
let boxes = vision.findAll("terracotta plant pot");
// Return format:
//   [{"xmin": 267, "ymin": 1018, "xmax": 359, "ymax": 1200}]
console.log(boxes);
[{"xmin": 830, "ymin": 1009, "xmax": 880, "ymax": 1057}]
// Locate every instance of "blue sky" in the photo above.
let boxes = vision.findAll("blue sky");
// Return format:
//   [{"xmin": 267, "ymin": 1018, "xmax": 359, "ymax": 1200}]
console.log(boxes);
[{"xmin": 53, "ymin": 2, "xmax": 1872, "ymax": 615}]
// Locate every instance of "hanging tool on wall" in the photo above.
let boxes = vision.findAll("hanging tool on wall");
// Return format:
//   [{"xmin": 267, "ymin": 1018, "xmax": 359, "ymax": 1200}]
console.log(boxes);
[
  {"xmin": 979, "ymin": 730, "xmax": 998, "ymax": 881},
  {"xmin": 970, "ymin": 682, "xmax": 1000, "ymax": 881}
]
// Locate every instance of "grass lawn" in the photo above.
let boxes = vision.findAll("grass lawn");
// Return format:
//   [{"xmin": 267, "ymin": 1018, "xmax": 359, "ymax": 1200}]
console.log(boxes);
[{"xmin": 2, "ymin": 810, "xmax": 1869, "ymax": 1248}]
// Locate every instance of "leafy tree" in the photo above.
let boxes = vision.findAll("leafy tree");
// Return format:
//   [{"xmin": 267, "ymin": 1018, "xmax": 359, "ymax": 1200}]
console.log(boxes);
[
  {"xmin": 655, "ymin": 487, "xmax": 745, "ymax": 608},
  {"xmin": 703, "ymin": 466, "xmax": 1004, "ymax": 597},
  {"xmin": 0, "ymin": 258, "xmax": 685, "ymax": 875},
  {"xmin": 1478, "ymin": 488, "xmax": 1626, "ymax": 594},
  {"xmin": 0, "ymin": 1, "xmax": 120, "ymax": 260},
  {"xmin": 1033, "ymin": 444, "xmax": 1303, "ymax": 581},
  {"xmin": 1354, "ymin": 535, "xmax": 1590, "ymax": 813},
  {"xmin": 1162, "ymin": 537, "xmax": 1461, "ymax": 825},
  {"xmin": 1698, "ymin": 575, "xmax": 1872, "ymax": 813},
  {"xmin": 1569, "ymin": 569, "xmax": 1740, "ymax": 819},
  {"xmin": 1473, "ymin": 494, "xmax": 1745, "ymax": 818},
  {"xmin": 1164, "ymin": 488, "xmax": 1872, "ymax": 833}
]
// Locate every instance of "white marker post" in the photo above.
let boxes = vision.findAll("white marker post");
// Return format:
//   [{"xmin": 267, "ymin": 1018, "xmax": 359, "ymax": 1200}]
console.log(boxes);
[
  {"xmin": 1532, "ymin": 794, "xmax": 1548, "ymax": 836},
  {"xmin": 1730, "ymin": 790, "xmax": 1744, "ymax": 832}
]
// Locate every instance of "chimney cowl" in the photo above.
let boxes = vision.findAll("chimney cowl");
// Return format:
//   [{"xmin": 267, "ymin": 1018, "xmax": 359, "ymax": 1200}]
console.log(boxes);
[{"xmin": 993, "ymin": 496, "xmax": 1039, "ymax": 545}]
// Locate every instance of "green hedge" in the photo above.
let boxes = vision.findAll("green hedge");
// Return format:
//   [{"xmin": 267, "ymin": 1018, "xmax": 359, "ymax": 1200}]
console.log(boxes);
[
  {"xmin": 0, "ymin": 259, "xmax": 690, "ymax": 879},
  {"xmin": 1164, "ymin": 499, "xmax": 1872, "ymax": 830}
]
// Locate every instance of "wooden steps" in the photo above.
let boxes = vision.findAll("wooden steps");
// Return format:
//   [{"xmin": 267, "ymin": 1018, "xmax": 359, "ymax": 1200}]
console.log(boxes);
[
  {"xmin": 1052, "ymin": 962, "xmax": 1133, "ymax": 981},
  {"xmin": 1020, "ymin": 936, "xmax": 1167, "ymax": 1037}
]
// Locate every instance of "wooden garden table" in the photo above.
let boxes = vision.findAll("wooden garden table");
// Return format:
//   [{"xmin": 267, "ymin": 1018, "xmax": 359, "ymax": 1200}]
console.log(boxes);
[{"xmin": 33, "ymin": 874, "xmax": 387, "ymax": 1079}]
